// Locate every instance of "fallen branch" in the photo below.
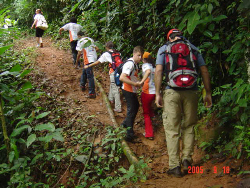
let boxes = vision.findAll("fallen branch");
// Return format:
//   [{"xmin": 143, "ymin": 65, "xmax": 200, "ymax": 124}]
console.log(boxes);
[
  {"xmin": 94, "ymin": 77, "xmax": 139, "ymax": 165},
  {"xmin": 52, "ymin": 156, "xmax": 73, "ymax": 188},
  {"xmin": 0, "ymin": 94, "xmax": 11, "ymax": 159}
]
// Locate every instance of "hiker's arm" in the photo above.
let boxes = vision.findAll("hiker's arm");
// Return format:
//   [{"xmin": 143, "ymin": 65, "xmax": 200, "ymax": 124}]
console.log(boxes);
[
  {"xmin": 84, "ymin": 60, "xmax": 101, "ymax": 69},
  {"xmin": 154, "ymin": 64, "xmax": 164, "ymax": 108},
  {"xmin": 139, "ymin": 69, "xmax": 151, "ymax": 85},
  {"xmin": 120, "ymin": 73, "xmax": 141, "ymax": 87},
  {"xmin": 200, "ymin": 65, "xmax": 212, "ymax": 108},
  {"xmin": 59, "ymin": 28, "xmax": 64, "ymax": 35},
  {"xmin": 31, "ymin": 19, "xmax": 37, "ymax": 29}
]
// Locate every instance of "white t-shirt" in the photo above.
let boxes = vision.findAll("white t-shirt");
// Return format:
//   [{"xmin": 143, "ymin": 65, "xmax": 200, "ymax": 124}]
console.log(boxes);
[
  {"xmin": 76, "ymin": 37, "xmax": 97, "ymax": 64},
  {"xmin": 62, "ymin": 23, "xmax": 83, "ymax": 42},
  {"xmin": 122, "ymin": 58, "xmax": 139, "ymax": 93},
  {"xmin": 142, "ymin": 63, "xmax": 155, "ymax": 94},
  {"xmin": 98, "ymin": 51, "xmax": 112, "ymax": 63},
  {"xmin": 98, "ymin": 50, "xmax": 122, "ymax": 74},
  {"xmin": 34, "ymin": 14, "xmax": 45, "ymax": 27}
]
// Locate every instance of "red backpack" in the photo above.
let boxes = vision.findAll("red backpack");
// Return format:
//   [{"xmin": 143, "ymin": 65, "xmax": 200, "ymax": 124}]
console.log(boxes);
[
  {"xmin": 108, "ymin": 51, "xmax": 123, "ymax": 70},
  {"xmin": 165, "ymin": 40, "xmax": 198, "ymax": 89}
]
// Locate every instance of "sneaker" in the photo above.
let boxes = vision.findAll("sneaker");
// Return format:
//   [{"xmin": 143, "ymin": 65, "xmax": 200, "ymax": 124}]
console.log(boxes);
[
  {"xmin": 80, "ymin": 85, "xmax": 86, "ymax": 92},
  {"xmin": 146, "ymin": 137, "xmax": 154, "ymax": 140},
  {"xmin": 167, "ymin": 166, "xmax": 182, "ymax": 178},
  {"xmin": 40, "ymin": 43, "xmax": 43, "ymax": 48},
  {"xmin": 182, "ymin": 159, "xmax": 191, "ymax": 174},
  {"xmin": 87, "ymin": 93, "xmax": 96, "ymax": 99},
  {"xmin": 36, "ymin": 44, "xmax": 40, "ymax": 48},
  {"xmin": 114, "ymin": 108, "xmax": 122, "ymax": 113}
]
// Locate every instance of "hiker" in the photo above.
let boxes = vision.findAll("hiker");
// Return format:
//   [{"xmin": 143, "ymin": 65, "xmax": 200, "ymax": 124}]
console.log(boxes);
[
  {"xmin": 139, "ymin": 52, "xmax": 156, "ymax": 140},
  {"xmin": 119, "ymin": 46, "xmax": 144, "ymax": 142},
  {"xmin": 59, "ymin": 17, "xmax": 82, "ymax": 67},
  {"xmin": 31, "ymin": 9, "xmax": 46, "ymax": 48},
  {"xmin": 154, "ymin": 29, "xmax": 212, "ymax": 177},
  {"xmin": 84, "ymin": 41, "xmax": 122, "ymax": 112},
  {"xmin": 76, "ymin": 31, "xmax": 97, "ymax": 99}
]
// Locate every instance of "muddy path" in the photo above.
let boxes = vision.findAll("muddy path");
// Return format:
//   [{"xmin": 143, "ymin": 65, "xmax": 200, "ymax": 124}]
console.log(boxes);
[{"xmin": 19, "ymin": 37, "xmax": 249, "ymax": 188}]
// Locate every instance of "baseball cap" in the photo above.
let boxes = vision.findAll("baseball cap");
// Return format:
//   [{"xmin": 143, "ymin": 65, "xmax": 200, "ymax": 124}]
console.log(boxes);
[
  {"xmin": 143, "ymin": 52, "xmax": 151, "ymax": 59},
  {"xmin": 167, "ymin": 29, "xmax": 182, "ymax": 40}
]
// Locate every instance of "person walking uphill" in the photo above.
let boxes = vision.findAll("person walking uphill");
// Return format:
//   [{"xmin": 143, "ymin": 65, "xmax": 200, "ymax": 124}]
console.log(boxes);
[
  {"xmin": 139, "ymin": 52, "xmax": 156, "ymax": 140},
  {"xmin": 85, "ymin": 41, "xmax": 122, "ymax": 112},
  {"xmin": 119, "ymin": 46, "xmax": 144, "ymax": 142},
  {"xmin": 76, "ymin": 31, "xmax": 97, "ymax": 98},
  {"xmin": 31, "ymin": 9, "xmax": 47, "ymax": 48},
  {"xmin": 59, "ymin": 17, "xmax": 82, "ymax": 67},
  {"xmin": 154, "ymin": 29, "xmax": 212, "ymax": 177}
]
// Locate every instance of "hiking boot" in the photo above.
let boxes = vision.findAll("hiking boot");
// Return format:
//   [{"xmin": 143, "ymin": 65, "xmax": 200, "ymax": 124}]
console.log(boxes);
[
  {"xmin": 182, "ymin": 159, "xmax": 191, "ymax": 174},
  {"xmin": 80, "ymin": 85, "xmax": 86, "ymax": 92},
  {"xmin": 114, "ymin": 108, "xmax": 122, "ymax": 113},
  {"xmin": 87, "ymin": 93, "xmax": 96, "ymax": 99},
  {"xmin": 121, "ymin": 124, "xmax": 127, "ymax": 128},
  {"xmin": 124, "ymin": 135, "xmax": 135, "ymax": 143},
  {"xmin": 40, "ymin": 43, "xmax": 43, "ymax": 48},
  {"xmin": 167, "ymin": 166, "xmax": 182, "ymax": 178}
]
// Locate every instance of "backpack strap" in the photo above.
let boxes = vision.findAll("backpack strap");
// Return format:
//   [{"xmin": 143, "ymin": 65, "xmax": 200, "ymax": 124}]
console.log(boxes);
[{"xmin": 124, "ymin": 59, "xmax": 136, "ymax": 76}]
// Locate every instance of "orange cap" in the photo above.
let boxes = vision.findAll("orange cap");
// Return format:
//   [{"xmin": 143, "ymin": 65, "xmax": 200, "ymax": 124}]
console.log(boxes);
[{"xmin": 143, "ymin": 52, "xmax": 151, "ymax": 59}]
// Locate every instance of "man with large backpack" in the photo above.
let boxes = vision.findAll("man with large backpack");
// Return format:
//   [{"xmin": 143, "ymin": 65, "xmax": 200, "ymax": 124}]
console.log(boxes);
[
  {"xmin": 155, "ymin": 29, "xmax": 212, "ymax": 177},
  {"xmin": 85, "ymin": 41, "xmax": 122, "ymax": 112}
]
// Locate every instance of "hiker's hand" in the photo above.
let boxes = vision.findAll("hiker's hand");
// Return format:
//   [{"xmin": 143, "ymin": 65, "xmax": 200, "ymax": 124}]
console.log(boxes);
[
  {"xmin": 204, "ymin": 93, "xmax": 212, "ymax": 108},
  {"xmin": 134, "ymin": 82, "xmax": 141, "ymax": 87},
  {"xmin": 84, "ymin": 65, "xmax": 88, "ymax": 69},
  {"xmin": 155, "ymin": 94, "xmax": 163, "ymax": 108},
  {"xmin": 138, "ymin": 81, "xmax": 144, "ymax": 86}
]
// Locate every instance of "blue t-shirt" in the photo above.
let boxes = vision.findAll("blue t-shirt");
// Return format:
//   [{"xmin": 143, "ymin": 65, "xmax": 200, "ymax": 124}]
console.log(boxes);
[{"xmin": 156, "ymin": 40, "xmax": 206, "ymax": 90}]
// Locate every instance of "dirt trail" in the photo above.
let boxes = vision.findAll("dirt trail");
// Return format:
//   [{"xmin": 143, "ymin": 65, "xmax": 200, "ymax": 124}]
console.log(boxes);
[{"xmin": 21, "ymin": 37, "xmax": 248, "ymax": 188}]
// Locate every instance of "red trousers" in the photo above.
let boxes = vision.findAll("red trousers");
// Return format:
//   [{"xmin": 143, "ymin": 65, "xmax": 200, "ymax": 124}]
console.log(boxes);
[{"xmin": 141, "ymin": 92, "xmax": 155, "ymax": 137}]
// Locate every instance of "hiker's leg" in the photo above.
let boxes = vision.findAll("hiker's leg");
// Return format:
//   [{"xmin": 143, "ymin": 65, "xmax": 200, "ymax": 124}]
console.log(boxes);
[
  {"xmin": 80, "ymin": 68, "xmax": 87, "ymax": 87},
  {"xmin": 163, "ymin": 89, "xmax": 182, "ymax": 169},
  {"xmin": 70, "ymin": 41, "xmax": 78, "ymax": 65},
  {"xmin": 86, "ymin": 66, "xmax": 95, "ymax": 94},
  {"xmin": 141, "ymin": 92, "xmax": 155, "ymax": 138},
  {"xmin": 181, "ymin": 90, "xmax": 198, "ymax": 164},
  {"xmin": 122, "ymin": 89, "xmax": 138, "ymax": 137},
  {"xmin": 109, "ymin": 72, "xmax": 121, "ymax": 110}
]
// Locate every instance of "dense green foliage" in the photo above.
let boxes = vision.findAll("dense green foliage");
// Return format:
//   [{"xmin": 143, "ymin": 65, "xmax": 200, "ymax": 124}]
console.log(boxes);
[{"xmin": 0, "ymin": 0, "xmax": 250, "ymax": 187}]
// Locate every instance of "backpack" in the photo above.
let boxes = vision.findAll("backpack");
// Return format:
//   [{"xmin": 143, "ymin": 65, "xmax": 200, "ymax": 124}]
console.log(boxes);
[
  {"xmin": 165, "ymin": 39, "xmax": 198, "ymax": 89},
  {"xmin": 114, "ymin": 60, "xmax": 134, "ymax": 87},
  {"xmin": 108, "ymin": 51, "xmax": 123, "ymax": 71}
]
